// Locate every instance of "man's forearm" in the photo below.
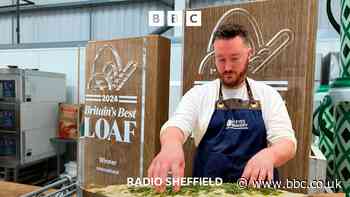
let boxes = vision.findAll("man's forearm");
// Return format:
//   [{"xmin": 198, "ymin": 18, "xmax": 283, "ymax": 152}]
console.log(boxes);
[
  {"xmin": 160, "ymin": 127, "xmax": 185, "ymax": 147},
  {"xmin": 267, "ymin": 138, "xmax": 296, "ymax": 167}
]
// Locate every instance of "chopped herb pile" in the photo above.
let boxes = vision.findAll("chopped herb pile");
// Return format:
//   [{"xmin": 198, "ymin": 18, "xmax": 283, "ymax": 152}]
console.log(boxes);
[{"xmin": 127, "ymin": 183, "xmax": 282, "ymax": 196}]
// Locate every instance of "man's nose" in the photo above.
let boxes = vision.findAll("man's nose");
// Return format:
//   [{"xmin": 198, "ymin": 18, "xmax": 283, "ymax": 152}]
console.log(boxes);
[{"xmin": 224, "ymin": 63, "xmax": 233, "ymax": 72}]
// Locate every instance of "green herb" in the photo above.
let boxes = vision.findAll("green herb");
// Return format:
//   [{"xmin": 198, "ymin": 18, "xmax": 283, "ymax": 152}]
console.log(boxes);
[{"xmin": 127, "ymin": 182, "xmax": 282, "ymax": 196}]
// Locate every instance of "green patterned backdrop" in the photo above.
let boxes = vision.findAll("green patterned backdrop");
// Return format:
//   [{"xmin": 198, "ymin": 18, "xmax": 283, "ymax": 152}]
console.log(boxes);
[
  {"xmin": 329, "ymin": 0, "xmax": 350, "ymax": 194},
  {"xmin": 340, "ymin": 0, "xmax": 350, "ymax": 79},
  {"xmin": 317, "ymin": 95, "xmax": 336, "ymax": 184},
  {"xmin": 334, "ymin": 101, "xmax": 350, "ymax": 193}
]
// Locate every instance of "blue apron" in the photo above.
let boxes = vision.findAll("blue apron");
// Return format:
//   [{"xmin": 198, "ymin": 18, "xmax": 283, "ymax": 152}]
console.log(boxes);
[{"xmin": 193, "ymin": 79, "xmax": 278, "ymax": 182}]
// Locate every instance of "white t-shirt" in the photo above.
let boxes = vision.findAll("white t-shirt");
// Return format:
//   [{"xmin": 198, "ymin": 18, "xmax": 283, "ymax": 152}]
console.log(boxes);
[{"xmin": 161, "ymin": 78, "xmax": 297, "ymax": 149}]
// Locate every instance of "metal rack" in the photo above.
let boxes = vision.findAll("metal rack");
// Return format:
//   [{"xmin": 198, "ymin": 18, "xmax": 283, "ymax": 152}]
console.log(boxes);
[{"xmin": 21, "ymin": 174, "xmax": 77, "ymax": 197}]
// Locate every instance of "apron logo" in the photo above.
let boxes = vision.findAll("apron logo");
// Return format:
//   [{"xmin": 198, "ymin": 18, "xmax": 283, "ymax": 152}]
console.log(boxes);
[{"xmin": 226, "ymin": 119, "xmax": 248, "ymax": 130}]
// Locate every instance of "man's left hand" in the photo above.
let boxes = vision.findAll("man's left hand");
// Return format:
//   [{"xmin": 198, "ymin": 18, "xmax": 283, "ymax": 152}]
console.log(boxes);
[{"xmin": 241, "ymin": 148, "xmax": 276, "ymax": 186}]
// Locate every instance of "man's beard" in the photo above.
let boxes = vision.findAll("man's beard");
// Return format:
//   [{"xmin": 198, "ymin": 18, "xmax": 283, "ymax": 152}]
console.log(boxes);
[{"xmin": 219, "ymin": 60, "xmax": 248, "ymax": 88}]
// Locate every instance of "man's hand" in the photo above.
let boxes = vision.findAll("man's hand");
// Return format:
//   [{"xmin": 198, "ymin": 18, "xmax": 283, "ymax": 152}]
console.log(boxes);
[
  {"xmin": 147, "ymin": 127, "xmax": 186, "ymax": 193},
  {"xmin": 241, "ymin": 148, "xmax": 275, "ymax": 185},
  {"xmin": 241, "ymin": 138, "xmax": 296, "ymax": 186}
]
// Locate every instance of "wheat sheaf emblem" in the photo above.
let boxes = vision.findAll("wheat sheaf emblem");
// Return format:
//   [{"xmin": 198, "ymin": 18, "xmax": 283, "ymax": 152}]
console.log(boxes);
[{"xmin": 87, "ymin": 45, "xmax": 137, "ymax": 91}]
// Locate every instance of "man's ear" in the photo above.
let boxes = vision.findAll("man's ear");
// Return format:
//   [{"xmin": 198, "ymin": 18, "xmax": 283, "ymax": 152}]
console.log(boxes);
[{"xmin": 247, "ymin": 47, "xmax": 253, "ymax": 59}]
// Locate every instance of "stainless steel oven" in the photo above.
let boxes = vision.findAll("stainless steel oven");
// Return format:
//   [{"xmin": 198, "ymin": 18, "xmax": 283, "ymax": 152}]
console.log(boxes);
[
  {"xmin": 0, "ymin": 133, "xmax": 19, "ymax": 167},
  {"xmin": 0, "ymin": 103, "xmax": 19, "ymax": 134},
  {"xmin": 0, "ymin": 67, "xmax": 66, "ymax": 167},
  {"xmin": 0, "ymin": 72, "xmax": 22, "ymax": 103}
]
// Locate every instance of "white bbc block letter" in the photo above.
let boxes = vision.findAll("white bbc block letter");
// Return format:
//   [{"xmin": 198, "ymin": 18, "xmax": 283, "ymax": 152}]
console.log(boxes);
[
  {"xmin": 186, "ymin": 11, "xmax": 201, "ymax": 26},
  {"xmin": 167, "ymin": 11, "xmax": 183, "ymax": 27},
  {"xmin": 149, "ymin": 11, "xmax": 164, "ymax": 27}
]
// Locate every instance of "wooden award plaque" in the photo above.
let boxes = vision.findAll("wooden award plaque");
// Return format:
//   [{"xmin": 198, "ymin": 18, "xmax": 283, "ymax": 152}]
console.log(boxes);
[{"xmin": 80, "ymin": 35, "xmax": 170, "ymax": 190}]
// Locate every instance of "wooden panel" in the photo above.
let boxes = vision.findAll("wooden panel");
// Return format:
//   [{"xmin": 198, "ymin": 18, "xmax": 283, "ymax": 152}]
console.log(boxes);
[
  {"xmin": 83, "ymin": 190, "xmax": 102, "ymax": 197},
  {"xmin": 80, "ymin": 35, "xmax": 170, "ymax": 189},
  {"xmin": 183, "ymin": 0, "xmax": 318, "ymax": 193}
]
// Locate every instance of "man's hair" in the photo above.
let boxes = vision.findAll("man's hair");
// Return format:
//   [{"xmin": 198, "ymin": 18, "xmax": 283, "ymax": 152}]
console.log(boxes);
[{"xmin": 212, "ymin": 23, "xmax": 250, "ymax": 46}]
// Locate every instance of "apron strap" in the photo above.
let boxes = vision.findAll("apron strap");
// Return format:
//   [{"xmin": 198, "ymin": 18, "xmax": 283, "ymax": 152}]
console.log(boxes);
[{"xmin": 245, "ymin": 79, "xmax": 254, "ymax": 101}]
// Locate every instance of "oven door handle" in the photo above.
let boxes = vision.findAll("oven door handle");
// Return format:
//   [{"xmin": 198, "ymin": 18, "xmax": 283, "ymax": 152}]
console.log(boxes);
[{"xmin": 21, "ymin": 130, "xmax": 25, "ymax": 165}]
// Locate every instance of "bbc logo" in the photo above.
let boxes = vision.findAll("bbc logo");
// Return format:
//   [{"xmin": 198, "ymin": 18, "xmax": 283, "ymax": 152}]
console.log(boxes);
[{"xmin": 149, "ymin": 11, "xmax": 201, "ymax": 27}]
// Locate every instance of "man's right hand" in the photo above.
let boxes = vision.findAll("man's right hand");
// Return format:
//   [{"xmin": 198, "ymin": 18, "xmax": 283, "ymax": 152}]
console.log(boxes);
[{"xmin": 147, "ymin": 127, "xmax": 186, "ymax": 193}]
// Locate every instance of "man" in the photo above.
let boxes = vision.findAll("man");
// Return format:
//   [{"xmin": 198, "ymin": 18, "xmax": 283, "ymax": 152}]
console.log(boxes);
[{"xmin": 147, "ymin": 23, "xmax": 297, "ymax": 193}]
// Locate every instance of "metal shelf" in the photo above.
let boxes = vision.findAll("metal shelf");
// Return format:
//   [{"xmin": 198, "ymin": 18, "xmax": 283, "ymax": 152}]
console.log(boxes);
[{"xmin": 50, "ymin": 137, "xmax": 77, "ymax": 144}]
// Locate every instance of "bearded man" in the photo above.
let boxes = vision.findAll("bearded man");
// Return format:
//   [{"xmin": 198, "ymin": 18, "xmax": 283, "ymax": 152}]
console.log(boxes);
[{"xmin": 147, "ymin": 23, "xmax": 297, "ymax": 193}]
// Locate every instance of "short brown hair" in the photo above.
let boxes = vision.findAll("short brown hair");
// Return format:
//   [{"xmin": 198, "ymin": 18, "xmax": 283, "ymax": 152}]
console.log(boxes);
[{"xmin": 212, "ymin": 23, "xmax": 249, "ymax": 46}]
